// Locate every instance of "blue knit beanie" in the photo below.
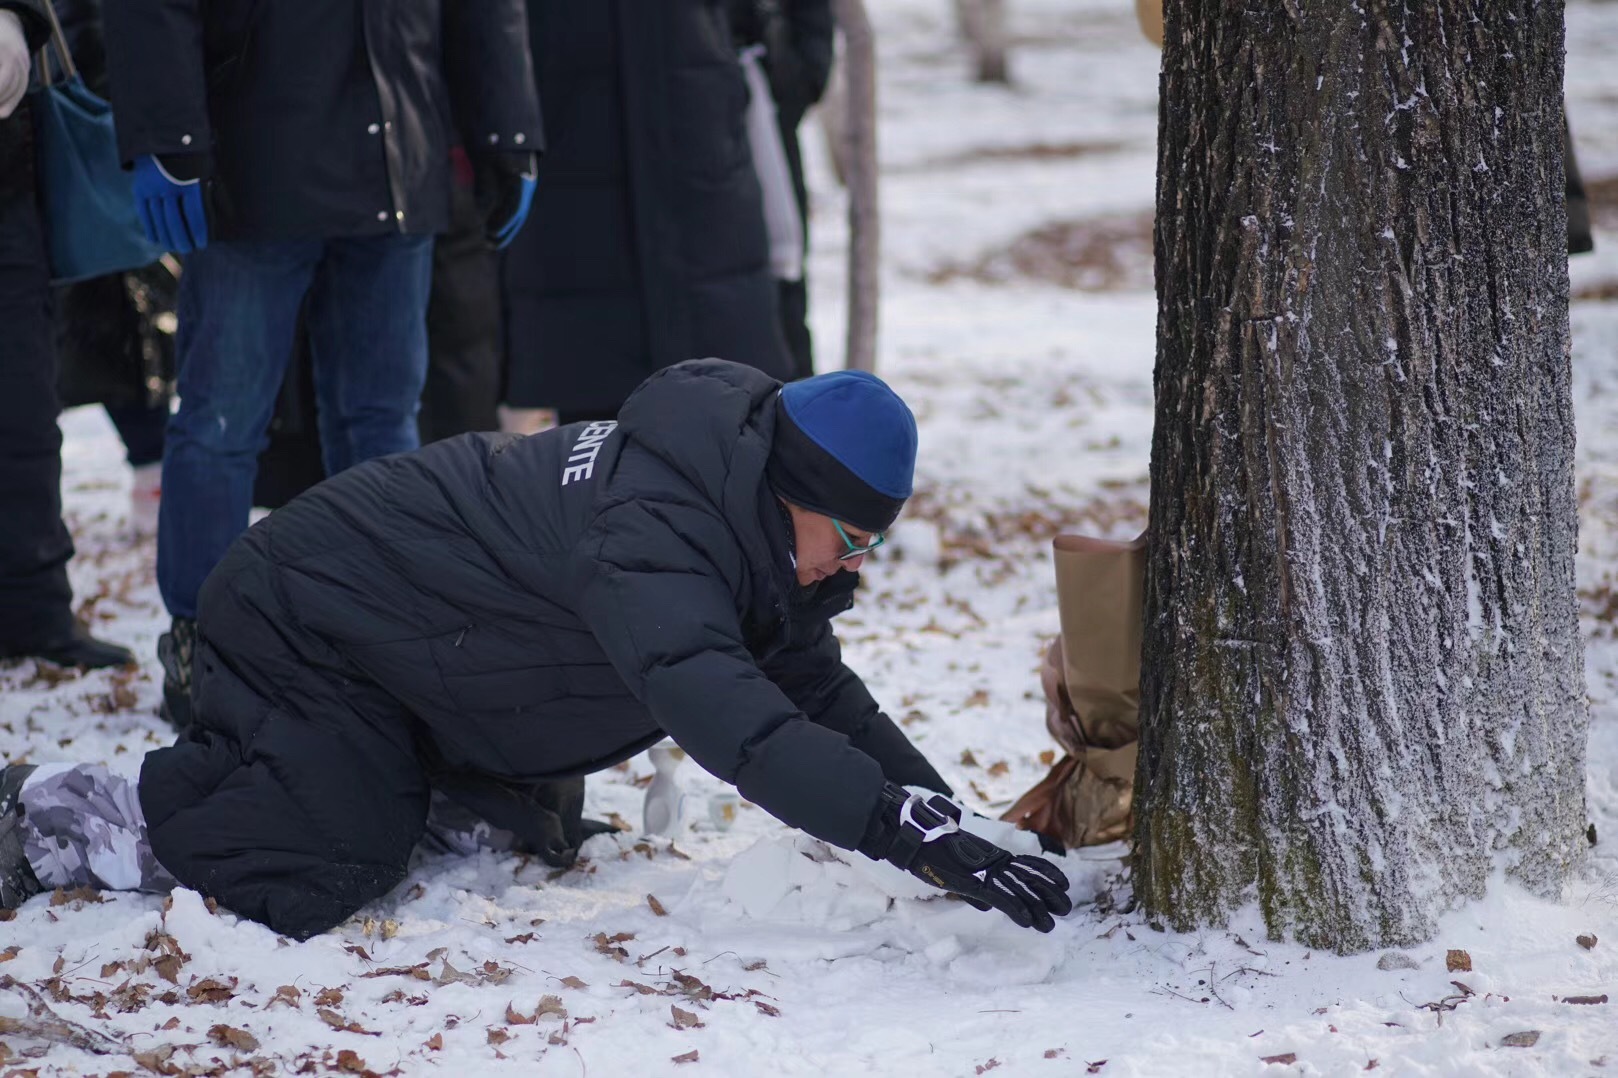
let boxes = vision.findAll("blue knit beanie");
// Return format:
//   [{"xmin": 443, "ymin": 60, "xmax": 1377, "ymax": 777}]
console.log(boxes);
[{"xmin": 766, "ymin": 370, "xmax": 918, "ymax": 533}]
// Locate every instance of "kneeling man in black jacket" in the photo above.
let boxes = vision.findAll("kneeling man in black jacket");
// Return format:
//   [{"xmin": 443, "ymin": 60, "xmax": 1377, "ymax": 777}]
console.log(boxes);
[{"xmin": 0, "ymin": 360, "xmax": 1071, "ymax": 938}]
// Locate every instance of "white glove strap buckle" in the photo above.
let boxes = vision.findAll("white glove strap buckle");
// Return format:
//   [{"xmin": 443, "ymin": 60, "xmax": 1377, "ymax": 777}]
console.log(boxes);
[{"xmin": 899, "ymin": 793, "xmax": 960, "ymax": 844}]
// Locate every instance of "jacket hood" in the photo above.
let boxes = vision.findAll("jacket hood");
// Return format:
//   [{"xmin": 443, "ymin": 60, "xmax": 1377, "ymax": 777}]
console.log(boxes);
[{"xmin": 616, "ymin": 358, "xmax": 795, "ymax": 602}]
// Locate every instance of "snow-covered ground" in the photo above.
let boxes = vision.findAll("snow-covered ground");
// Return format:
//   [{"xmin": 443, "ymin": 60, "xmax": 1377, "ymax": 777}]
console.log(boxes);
[{"xmin": 5, "ymin": 2, "xmax": 1618, "ymax": 1074}]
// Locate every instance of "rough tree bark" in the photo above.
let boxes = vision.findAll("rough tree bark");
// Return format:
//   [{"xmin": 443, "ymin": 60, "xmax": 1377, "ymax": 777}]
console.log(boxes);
[
  {"xmin": 1135, "ymin": 0, "xmax": 1588, "ymax": 952},
  {"xmin": 831, "ymin": 0, "xmax": 881, "ymax": 373}
]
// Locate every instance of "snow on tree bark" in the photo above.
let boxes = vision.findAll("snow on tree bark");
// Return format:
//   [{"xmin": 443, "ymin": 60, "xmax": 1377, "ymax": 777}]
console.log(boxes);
[{"xmin": 1135, "ymin": 0, "xmax": 1588, "ymax": 952}]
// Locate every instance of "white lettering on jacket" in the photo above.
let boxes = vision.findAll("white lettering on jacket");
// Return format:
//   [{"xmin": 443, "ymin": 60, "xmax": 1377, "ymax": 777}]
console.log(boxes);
[{"xmin": 561, "ymin": 420, "xmax": 618, "ymax": 485}]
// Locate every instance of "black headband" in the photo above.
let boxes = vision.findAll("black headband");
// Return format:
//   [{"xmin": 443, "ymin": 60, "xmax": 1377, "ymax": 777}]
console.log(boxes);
[{"xmin": 766, "ymin": 399, "xmax": 907, "ymax": 533}]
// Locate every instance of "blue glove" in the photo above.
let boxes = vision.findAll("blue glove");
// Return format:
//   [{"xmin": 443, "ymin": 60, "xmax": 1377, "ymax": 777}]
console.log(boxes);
[
  {"xmin": 132, "ymin": 155, "xmax": 210, "ymax": 253},
  {"xmin": 475, "ymin": 152, "xmax": 538, "ymax": 250}
]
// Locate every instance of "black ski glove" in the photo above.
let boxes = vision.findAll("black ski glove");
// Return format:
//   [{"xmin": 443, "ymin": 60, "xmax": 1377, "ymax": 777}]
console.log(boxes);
[
  {"xmin": 472, "ymin": 151, "xmax": 538, "ymax": 249},
  {"xmin": 858, "ymin": 783, "xmax": 1073, "ymax": 933}
]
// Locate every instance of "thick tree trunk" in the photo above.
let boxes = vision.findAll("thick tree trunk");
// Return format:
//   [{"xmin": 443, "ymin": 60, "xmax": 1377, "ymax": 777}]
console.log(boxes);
[
  {"xmin": 1135, "ymin": 0, "xmax": 1588, "ymax": 952},
  {"xmin": 831, "ymin": 0, "xmax": 880, "ymax": 373}
]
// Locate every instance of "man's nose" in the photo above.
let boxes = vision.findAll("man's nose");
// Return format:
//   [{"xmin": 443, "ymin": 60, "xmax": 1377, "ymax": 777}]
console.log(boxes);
[{"xmin": 838, "ymin": 554, "xmax": 865, "ymax": 573}]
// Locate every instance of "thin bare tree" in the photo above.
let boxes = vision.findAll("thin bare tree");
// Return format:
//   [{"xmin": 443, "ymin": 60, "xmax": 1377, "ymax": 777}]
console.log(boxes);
[{"xmin": 830, "ymin": 0, "xmax": 880, "ymax": 373}]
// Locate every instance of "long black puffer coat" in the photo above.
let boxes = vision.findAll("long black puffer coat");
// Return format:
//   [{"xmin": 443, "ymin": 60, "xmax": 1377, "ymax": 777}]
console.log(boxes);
[
  {"xmin": 140, "ymin": 360, "xmax": 947, "ymax": 939},
  {"xmin": 500, "ymin": 0, "xmax": 791, "ymax": 414}
]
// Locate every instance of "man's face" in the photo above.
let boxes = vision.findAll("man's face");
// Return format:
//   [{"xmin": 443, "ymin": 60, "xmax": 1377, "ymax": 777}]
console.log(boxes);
[{"xmin": 782, "ymin": 501, "xmax": 882, "ymax": 587}]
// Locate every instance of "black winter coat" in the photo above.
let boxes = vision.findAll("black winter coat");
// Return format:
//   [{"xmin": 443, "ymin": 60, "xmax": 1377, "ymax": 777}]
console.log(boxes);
[
  {"xmin": 141, "ymin": 360, "xmax": 946, "ymax": 939},
  {"xmin": 500, "ymin": 0, "xmax": 791, "ymax": 414},
  {"xmin": 101, "ymin": 0, "xmax": 542, "ymax": 242}
]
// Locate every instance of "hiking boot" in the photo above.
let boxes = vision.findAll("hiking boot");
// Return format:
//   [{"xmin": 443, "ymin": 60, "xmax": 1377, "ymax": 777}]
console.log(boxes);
[
  {"xmin": 157, "ymin": 617, "xmax": 197, "ymax": 730},
  {"xmin": 0, "ymin": 764, "xmax": 43, "ymax": 910}
]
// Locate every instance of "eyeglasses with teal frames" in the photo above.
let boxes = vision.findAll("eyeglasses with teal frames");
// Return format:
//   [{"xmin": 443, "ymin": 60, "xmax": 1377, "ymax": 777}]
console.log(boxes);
[{"xmin": 833, "ymin": 520, "xmax": 886, "ymax": 562}]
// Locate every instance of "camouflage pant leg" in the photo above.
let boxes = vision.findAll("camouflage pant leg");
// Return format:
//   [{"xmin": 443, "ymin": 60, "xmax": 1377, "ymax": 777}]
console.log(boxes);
[
  {"xmin": 417, "ymin": 790, "xmax": 522, "ymax": 856},
  {"xmin": 19, "ymin": 764, "xmax": 177, "ymax": 892}
]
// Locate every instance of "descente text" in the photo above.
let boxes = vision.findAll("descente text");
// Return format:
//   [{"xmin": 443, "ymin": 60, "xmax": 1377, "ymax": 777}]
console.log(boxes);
[{"xmin": 561, "ymin": 421, "xmax": 619, "ymax": 485}]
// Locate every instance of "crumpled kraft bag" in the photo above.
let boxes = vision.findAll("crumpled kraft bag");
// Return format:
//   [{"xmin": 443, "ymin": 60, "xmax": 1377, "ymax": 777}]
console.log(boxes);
[
  {"xmin": 1002, "ymin": 532, "xmax": 1146, "ymax": 847},
  {"xmin": 1135, "ymin": 0, "xmax": 1164, "ymax": 48}
]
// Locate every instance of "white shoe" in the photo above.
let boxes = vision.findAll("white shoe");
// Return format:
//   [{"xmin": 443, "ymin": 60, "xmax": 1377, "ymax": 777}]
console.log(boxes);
[
  {"xmin": 130, "ymin": 462, "xmax": 162, "ymax": 538},
  {"xmin": 498, "ymin": 406, "xmax": 558, "ymax": 435}
]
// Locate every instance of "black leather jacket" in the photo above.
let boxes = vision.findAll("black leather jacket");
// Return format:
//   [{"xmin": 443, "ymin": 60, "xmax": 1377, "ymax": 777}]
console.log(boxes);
[{"xmin": 101, "ymin": 0, "xmax": 542, "ymax": 242}]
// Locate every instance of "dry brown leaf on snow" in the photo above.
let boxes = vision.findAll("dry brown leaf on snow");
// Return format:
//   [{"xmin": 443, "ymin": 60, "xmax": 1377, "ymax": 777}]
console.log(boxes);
[
  {"xmin": 593, "ymin": 931, "xmax": 634, "ymax": 960},
  {"xmin": 959, "ymin": 749, "xmax": 980, "ymax": 767},
  {"xmin": 975, "ymin": 1060, "xmax": 1000, "ymax": 1075},
  {"xmin": 314, "ymin": 987, "xmax": 344, "ymax": 1007},
  {"xmin": 1038, "ymin": 749, "xmax": 1057, "ymax": 767},
  {"xmin": 753, "ymin": 1000, "xmax": 781, "ymax": 1017},
  {"xmin": 506, "ymin": 1002, "xmax": 535, "ymax": 1025},
  {"xmin": 670, "ymin": 1005, "xmax": 704, "ymax": 1030},
  {"xmin": 487, "ymin": 1027, "xmax": 511, "ymax": 1045},
  {"xmin": 380, "ymin": 989, "xmax": 428, "ymax": 1007},
  {"xmin": 186, "ymin": 977, "xmax": 238, "ymax": 1004},
  {"xmin": 1260, "ymin": 1053, "xmax": 1298, "ymax": 1065},
  {"xmin": 208, "ymin": 1024, "xmax": 260, "ymax": 1052},
  {"xmin": 334, "ymin": 1048, "xmax": 370, "ymax": 1072},
  {"xmin": 537, "ymin": 994, "xmax": 568, "ymax": 1020},
  {"xmin": 670, "ymin": 971, "xmax": 713, "ymax": 1001},
  {"xmin": 1500, "ymin": 1031, "xmax": 1541, "ymax": 1048},
  {"xmin": 505, "ymin": 933, "xmax": 536, "ymax": 945},
  {"xmin": 159, "ymin": 1017, "xmax": 180, "ymax": 1030},
  {"xmin": 434, "ymin": 960, "xmax": 479, "ymax": 987},
  {"xmin": 360, "ymin": 963, "xmax": 431, "ymax": 980},
  {"xmin": 318, "ymin": 1007, "xmax": 381, "ymax": 1036},
  {"xmin": 986, "ymin": 761, "xmax": 1010, "ymax": 778},
  {"xmin": 963, "ymin": 689, "xmax": 991, "ymax": 708},
  {"xmin": 101, "ymin": 960, "xmax": 125, "ymax": 978},
  {"xmin": 672, "ymin": 1050, "xmax": 700, "ymax": 1064},
  {"xmin": 648, "ymin": 894, "xmax": 668, "ymax": 917},
  {"xmin": 50, "ymin": 885, "xmax": 104, "ymax": 906},
  {"xmin": 133, "ymin": 1045, "xmax": 176, "ymax": 1072},
  {"xmin": 1562, "ymin": 994, "xmax": 1608, "ymax": 1005},
  {"xmin": 617, "ymin": 980, "xmax": 660, "ymax": 996},
  {"xmin": 424, "ymin": 1033, "xmax": 443, "ymax": 1051},
  {"xmin": 1445, "ymin": 950, "xmax": 1472, "ymax": 972},
  {"xmin": 0, "ymin": 946, "xmax": 18, "ymax": 963},
  {"xmin": 481, "ymin": 960, "xmax": 515, "ymax": 984},
  {"xmin": 1577, "ymin": 934, "xmax": 1598, "ymax": 950}
]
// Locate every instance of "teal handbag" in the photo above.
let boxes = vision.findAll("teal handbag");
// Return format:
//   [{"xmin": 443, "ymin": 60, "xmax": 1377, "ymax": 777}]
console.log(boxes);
[{"xmin": 30, "ymin": 2, "xmax": 162, "ymax": 284}]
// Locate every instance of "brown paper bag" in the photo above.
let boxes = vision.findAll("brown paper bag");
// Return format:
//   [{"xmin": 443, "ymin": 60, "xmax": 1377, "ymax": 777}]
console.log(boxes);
[
  {"xmin": 1002, "ymin": 533, "xmax": 1146, "ymax": 847},
  {"xmin": 1135, "ymin": 0, "xmax": 1164, "ymax": 48}
]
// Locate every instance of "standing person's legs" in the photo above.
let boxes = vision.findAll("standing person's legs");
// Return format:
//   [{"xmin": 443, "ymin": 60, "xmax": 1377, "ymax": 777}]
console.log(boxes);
[
  {"xmin": 0, "ymin": 105, "xmax": 129, "ymax": 666},
  {"xmin": 305, "ymin": 233, "xmax": 433, "ymax": 476},
  {"xmin": 420, "ymin": 182, "xmax": 502, "ymax": 443},
  {"xmin": 156, "ymin": 241, "xmax": 321, "ymax": 620}
]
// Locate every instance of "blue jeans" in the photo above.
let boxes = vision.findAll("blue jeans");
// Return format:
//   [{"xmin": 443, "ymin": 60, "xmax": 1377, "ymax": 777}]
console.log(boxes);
[{"xmin": 157, "ymin": 234, "xmax": 433, "ymax": 619}]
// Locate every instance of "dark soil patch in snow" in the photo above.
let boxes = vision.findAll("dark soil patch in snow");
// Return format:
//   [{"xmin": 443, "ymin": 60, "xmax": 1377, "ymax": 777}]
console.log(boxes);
[
  {"xmin": 1574, "ymin": 279, "xmax": 1618, "ymax": 303},
  {"xmin": 902, "ymin": 139, "xmax": 1131, "ymax": 173},
  {"xmin": 925, "ymin": 212, "xmax": 1155, "ymax": 293}
]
